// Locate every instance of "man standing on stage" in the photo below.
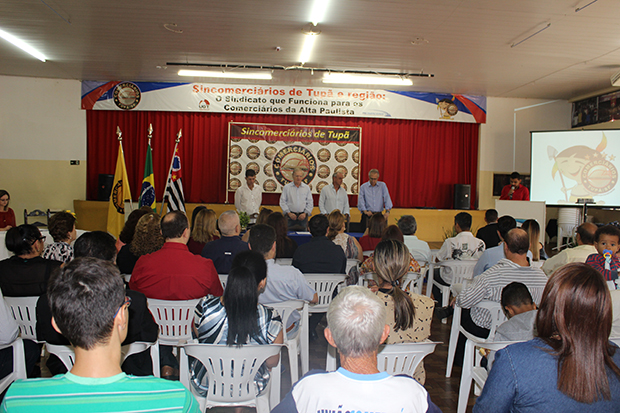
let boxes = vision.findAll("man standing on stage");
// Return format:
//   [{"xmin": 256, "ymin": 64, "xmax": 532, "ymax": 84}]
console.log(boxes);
[
  {"xmin": 280, "ymin": 168, "xmax": 314, "ymax": 231},
  {"xmin": 357, "ymin": 169, "xmax": 392, "ymax": 228},
  {"xmin": 235, "ymin": 169, "xmax": 262, "ymax": 224},
  {"xmin": 319, "ymin": 171, "xmax": 350, "ymax": 217},
  {"xmin": 500, "ymin": 172, "xmax": 530, "ymax": 200}
]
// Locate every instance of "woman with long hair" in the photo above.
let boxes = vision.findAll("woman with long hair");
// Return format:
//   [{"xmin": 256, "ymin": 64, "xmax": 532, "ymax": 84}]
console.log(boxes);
[
  {"xmin": 116, "ymin": 206, "xmax": 152, "ymax": 252},
  {"xmin": 327, "ymin": 210, "xmax": 363, "ymax": 261},
  {"xmin": 373, "ymin": 239, "xmax": 434, "ymax": 383},
  {"xmin": 359, "ymin": 225, "xmax": 420, "ymax": 275},
  {"xmin": 266, "ymin": 212, "xmax": 297, "ymax": 258},
  {"xmin": 521, "ymin": 219, "xmax": 546, "ymax": 261},
  {"xmin": 117, "ymin": 212, "xmax": 164, "ymax": 274},
  {"xmin": 42, "ymin": 211, "xmax": 77, "ymax": 263},
  {"xmin": 241, "ymin": 207, "xmax": 274, "ymax": 243},
  {"xmin": 0, "ymin": 189, "xmax": 15, "ymax": 231},
  {"xmin": 191, "ymin": 250, "xmax": 283, "ymax": 396},
  {"xmin": 187, "ymin": 208, "xmax": 220, "ymax": 254},
  {"xmin": 359, "ymin": 212, "xmax": 387, "ymax": 253},
  {"xmin": 0, "ymin": 224, "xmax": 62, "ymax": 297},
  {"xmin": 474, "ymin": 263, "xmax": 620, "ymax": 411}
]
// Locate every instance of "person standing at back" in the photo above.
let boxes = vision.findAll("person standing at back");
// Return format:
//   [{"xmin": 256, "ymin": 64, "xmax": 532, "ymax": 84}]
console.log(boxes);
[{"xmin": 357, "ymin": 169, "xmax": 392, "ymax": 229}]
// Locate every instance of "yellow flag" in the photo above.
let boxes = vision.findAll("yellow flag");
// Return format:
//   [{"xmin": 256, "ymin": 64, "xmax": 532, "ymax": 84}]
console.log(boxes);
[{"xmin": 107, "ymin": 142, "xmax": 132, "ymax": 238}]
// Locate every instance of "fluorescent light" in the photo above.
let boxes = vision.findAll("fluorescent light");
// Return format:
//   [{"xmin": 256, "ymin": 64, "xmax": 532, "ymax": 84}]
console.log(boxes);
[
  {"xmin": 310, "ymin": 0, "xmax": 330, "ymax": 25},
  {"xmin": 178, "ymin": 70, "xmax": 272, "ymax": 80},
  {"xmin": 299, "ymin": 34, "xmax": 318, "ymax": 65},
  {"xmin": 0, "ymin": 28, "xmax": 46, "ymax": 62},
  {"xmin": 323, "ymin": 73, "xmax": 413, "ymax": 86}
]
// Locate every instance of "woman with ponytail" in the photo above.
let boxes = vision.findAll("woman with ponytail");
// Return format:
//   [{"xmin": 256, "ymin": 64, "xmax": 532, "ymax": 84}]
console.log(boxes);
[
  {"xmin": 190, "ymin": 250, "xmax": 283, "ymax": 397},
  {"xmin": 373, "ymin": 239, "xmax": 435, "ymax": 384}
]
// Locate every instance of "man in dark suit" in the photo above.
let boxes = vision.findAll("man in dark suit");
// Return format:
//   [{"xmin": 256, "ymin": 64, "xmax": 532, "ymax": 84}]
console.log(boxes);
[
  {"xmin": 292, "ymin": 214, "xmax": 346, "ymax": 274},
  {"xmin": 476, "ymin": 209, "xmax": 501, "ymax": 249}
]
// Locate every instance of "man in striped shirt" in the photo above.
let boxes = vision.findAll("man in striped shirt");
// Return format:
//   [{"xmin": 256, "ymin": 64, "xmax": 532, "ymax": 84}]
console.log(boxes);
[
  {"xmin": 1, "ymin": 258, "xmax": 198, "ymax": 413},
  {"xmin": 453, "ymin": 228, "xmax": 547, "ymax": 363}
]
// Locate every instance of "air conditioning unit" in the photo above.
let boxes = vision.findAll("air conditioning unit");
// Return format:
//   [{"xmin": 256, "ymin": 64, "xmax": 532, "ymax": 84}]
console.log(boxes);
[{"xmin": 611, "ymin": 70, "xmax": 620, "ymax": 86}]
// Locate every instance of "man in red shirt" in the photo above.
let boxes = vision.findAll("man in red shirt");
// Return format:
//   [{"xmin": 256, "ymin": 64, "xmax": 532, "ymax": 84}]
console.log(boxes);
[
  {"xmin": 129, "ymin": 210, "xmax": 222, "ymax": 379},
  {"xmin": 129, "ymin": 211, "xmax": 223, "ymax": 300},
  {"xmin": 500, "ymin": 172, "xmax": 530, "ymax": 201}
]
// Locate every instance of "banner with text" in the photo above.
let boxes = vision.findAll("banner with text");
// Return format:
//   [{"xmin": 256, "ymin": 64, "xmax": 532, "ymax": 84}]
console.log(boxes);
[
  {"xmin": 227, "ymin": 122, "xmax": 361, "ymax": 195},
  {"xmin": 82, "ymin": 81, "xmax": 486, "ymax": 123}
]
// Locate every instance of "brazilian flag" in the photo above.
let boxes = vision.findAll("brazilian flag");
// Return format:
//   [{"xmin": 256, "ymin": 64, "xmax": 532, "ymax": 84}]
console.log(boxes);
[{"xmin": 138, "ymin": 144, "xmax": 156, "ymax": 212}]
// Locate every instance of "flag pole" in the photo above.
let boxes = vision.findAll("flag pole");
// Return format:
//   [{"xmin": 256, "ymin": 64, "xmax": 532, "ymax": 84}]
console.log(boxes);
[
  {"xmin": 116, "ymin": 127, "xmax": 134, "ymax": 213},
  {"xmin": 160, "ymin": 129, "xmax": 182, "ymax": 215}
]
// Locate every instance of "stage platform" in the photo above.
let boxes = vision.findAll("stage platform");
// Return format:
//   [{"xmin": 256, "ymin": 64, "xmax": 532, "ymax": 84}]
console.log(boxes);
[{"xmin": 73, "ymin": 201, "xmax": 485, "ymax": 243}]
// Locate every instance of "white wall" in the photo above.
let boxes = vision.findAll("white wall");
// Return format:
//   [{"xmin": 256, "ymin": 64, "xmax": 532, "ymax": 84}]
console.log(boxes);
[
  {"xmin": 0, "ymin": 75, "xmax": 86, "ymax": 224},
  {"xmin": 478, "ymin": 97, "xmax": 572, "ymax": 209}
]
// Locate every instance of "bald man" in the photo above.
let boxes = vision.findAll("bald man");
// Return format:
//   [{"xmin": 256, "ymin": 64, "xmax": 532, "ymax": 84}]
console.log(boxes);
[
  {"xmin": 201, "ymin": 210, "xmax": 249, "ymax": 274},
  {"xmin": 542, "ymin": 222, "xmax": 597, "ymax": 276}
]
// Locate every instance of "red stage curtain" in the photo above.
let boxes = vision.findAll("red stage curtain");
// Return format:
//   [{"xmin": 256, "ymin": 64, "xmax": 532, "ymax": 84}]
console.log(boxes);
[{"xmin": 86, "ymin": 111, "xmax": 479, "ymax": 209}]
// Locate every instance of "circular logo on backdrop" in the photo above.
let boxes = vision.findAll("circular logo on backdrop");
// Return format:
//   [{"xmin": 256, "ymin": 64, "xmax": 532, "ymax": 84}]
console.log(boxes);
[
  {"xmin": 318, "ymin": 165, "xmax": 331, "ymax": 179},
  {"xmin": 352, "ymin": 149, "xmax": 360, "ymax": 164},
  {"xmin": 581, "ymin": 159, "xmax": 618, "ymax": 195},
  {"xmin": 335, "ymin": 165, "xmax": 348, "ymax": 178},
  {"xmin": 316, "ymin": 181, "xmax": 329, "ymax": 192},
  {"xmin": 264, "ymin": 146, "xmax": 277, "ymax": 160},
  {"xmin": 229, "ymin": 161, "xmax": 242, "ymax": 175},
  {"xmin": 335, "ymin": 149, "xmax": 348, "ymax": 163},
  {"xmin": 352, "ymin": 166, "xmax": 359, "ymax": 180},
  {"xmin": 246, "ymin": 145, "xmax": 260, "ymax": 160},
  {"xmin": 263, "ymin": 179, "xmax": 277, "ymax": 192},
  {"xmin": 247, "ymin": 162, "xmax": 260, "ymax": 175},
  {"xmin": 229, "ymin": 178, "xmax": 241, "ymax": 190},
  {"xmin": 111, "ymin": 180, "xmax": 125, "ymax": 213},
  {"xmin": 352, "ymin": 182, "xmax": 359, "ymax": 194},
  {"xmin": 272, "ymin": 145, "xmax": 317, "ymax": 186},
  {"xmin": 113, "ymin": 82, "xmax": 141, "ymax": 110},
  {"xmin": 263, "ymin": 164, "xmax": 273, "ymax": 177},
  {"xmin": 230, "ymin": 145, "xmax": 242, "ymax": 159},
  {"xmin": 317, "ymin": 149, "xmax": 331, "ymax": 162}
]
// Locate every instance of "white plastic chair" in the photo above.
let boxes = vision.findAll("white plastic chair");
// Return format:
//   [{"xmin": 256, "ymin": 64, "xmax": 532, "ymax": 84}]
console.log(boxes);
[
  {"xmin": 446, "ymin": 300, "xmax": 507, "ymax": 377},
  {"xmin": 0, "ymin": 338, "xmax": 27, "ymax": 394},
  {"xmin": 346, "ymin": 258, "xmax": 360, "ymax": 273},
  {"xmin": 219, "ymin": 274, "xmax": 228, "ymax": 289},
  {"xmin": 274, "ymin": 258, "xmax": 292, "ymax": 266},
  {"xmin": 264, "ymin": 300, "xmax": 309, "ymax": 387},
  {"xmin": 147, "ymin": 298, "xmax": 200, "ymax": 347},
  {"xmin": 425, "ymin": 260, "xmax": 478, "ymax": 307},
  {"xmin": 457, "ymin": 338, "xmax": 521, "ymax": 413},
  {"xmin": 377, "ymin": 341, "xmax": 439, "ymax": 375},
  {"xmin": 4, "ymin": 296, "xmax": 40, "ymax": 341},
  {"xmin": 179, "ymin": 343, "xmax": 282, "ymax": 413},
  {"xmin": 45, "ymin": 341, "xmax": 160, "ymax": 376}
]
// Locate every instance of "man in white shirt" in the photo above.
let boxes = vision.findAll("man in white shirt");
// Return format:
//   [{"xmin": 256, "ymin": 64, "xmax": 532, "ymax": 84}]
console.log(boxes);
[
  {"xmin": 279, "ymin": 168, "xmax": 314, "ymax": 231},
  {"xmin": 234, "ymin": 169, "xmax": 262, "ymax": 223},
  {"xmin": 397, "ymin": 215, "xmax": 431, "ymax": 264},
  {"xmin": 319, "ymin": 172, "xmax": 349, "ymax": 217},
  {"xmin": 542, "ymin": 222, "xmax": 597, "ymax": 277}
]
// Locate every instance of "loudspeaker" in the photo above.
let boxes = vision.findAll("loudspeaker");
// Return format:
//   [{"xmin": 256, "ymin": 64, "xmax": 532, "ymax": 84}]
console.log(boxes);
[
  {"xmin": 454, "ymin": 184, "xmax": 471, "ymax": 210},
  {"xmin": 97, "ymin": 174, "xmax": 114, "ymax": 201}
]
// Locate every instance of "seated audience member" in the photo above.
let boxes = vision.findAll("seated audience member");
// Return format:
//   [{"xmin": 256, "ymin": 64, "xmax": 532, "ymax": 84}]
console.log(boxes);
[
  {"xmin": 373, "ymin": 240, "xmax": 434, "ymax": 383},
  {"xmin": 187, "ymin": 208, "xmax": 219, "ymax": 255},
  {"xmin": 129, "ymin": 211, "xmax": 222, "ymax": 379},
  {"xmin": 358, "ymin": 225, "xmax": 420, "ymax": 278},
  {"xmin": 115, "ymin": 207, "xmax": 151, "ymax": 252},
  {"xmin": 273, "ymin": 286, "xmax": 441, "ymax": 413},
  {"xmin": 542, "ymin": 222, "xmax": 597, "ymax": 276},
  {"xmin": 117, "ymin": 212, "xmax": 164, "ymax": 274},
  {"xmin": 473, "ymin": 215, "xmax": 521, "ymax": 277},
  {"xmin": 0, "ymin": 190, "xmax": 16, "ymax": 231},
  {"xmin": 397, "ymin": 215, "xmax": 431, "ymax": 264},
  {"xmin": 42, "ymin": 211, "xmax": 77, "ymax": 263},
  {"xmin": 585, "ymin": 224, "xmax": 620, "ymax": 281},
  {"xmin": 453, "ymin": 229, "xmax": 547, "ymax": 364},
  {"xmin": 328, "ymin": 210, "xmax": 363, "ymax": 262},
  {"xmin": 241, "ymin": 207, "xmax": 273, "ymax": 243},
  {"xmin": 522, "ymin": 219, "xmax": 547, "ymax": 261},
  {"xmin": 201, "ymin": 210, "xmax": 249, "ymax": 274},
  {"xmin": 0, "ymin": 225, "xmax": 62, "ymax": 297},
  {"xmin": 433, "ymin": 212, "xmax": 485, "ymax": 304},
  {"xmin": 476, "ymin": 209, "xmax": 500, "ymax": 249},
  {"xmin": 191, "ymin": 250, "xmax": 283, "ymax": 396},
  {"xmin": 293, "ymin": 214, "xmax": 346, "ymax": 274},
  {"xmin": 266, "ymin": 212, "xmax": 298, "ymax": 259},
  {"xmin": 358, "ymin": 212, "xmax": 386, "ymax": 253},
  {"xmin": 494, "ymin": 282, "xmax": 537, "ymax": 342},
  {"xmin": 248, "ymin": 224, "xmax": 317, "ymax": 332},
  {"xmin": 474, "ymin": 263, "xmax": 620, "ymax": 412},
  {"xmin": 2, "ymin": 258, "xmax": 199, "ymax": 412},
  {"xmin": 36, "ymin": 231, "xmax": 159, "ymax": 377},
  {"xmin": 190, "ymin": 205, "xmax": 206, "ymax": 232}
]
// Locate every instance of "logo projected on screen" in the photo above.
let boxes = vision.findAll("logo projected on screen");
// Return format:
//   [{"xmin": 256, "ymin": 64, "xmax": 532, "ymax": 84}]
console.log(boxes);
[{"xmin": 549, "ymin": 133, "xmax": 618, "ymax": 203}]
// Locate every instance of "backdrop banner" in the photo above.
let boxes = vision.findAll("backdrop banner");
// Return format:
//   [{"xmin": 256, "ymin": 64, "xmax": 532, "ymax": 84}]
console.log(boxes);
[
  {"xmin": 227, "ymin": 122, "xmax": 361, "ymax": 198},
  {"xmin": 81, "ymin": 81, "xmax": 487, "ymax": 123}
]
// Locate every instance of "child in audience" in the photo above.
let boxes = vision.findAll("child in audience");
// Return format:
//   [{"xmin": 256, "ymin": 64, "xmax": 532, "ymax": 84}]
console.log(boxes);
[
  {"xmin": 585, "ymin": 225, "xmax": 620, "ymax": 281},
  {"xmin": 494, "ymin": 282, "xmax": 537, "ymax": 342}
]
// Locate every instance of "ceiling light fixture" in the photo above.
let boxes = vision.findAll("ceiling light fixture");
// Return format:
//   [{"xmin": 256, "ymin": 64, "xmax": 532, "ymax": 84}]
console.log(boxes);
[
  {"xmin": 0, "ymin": 28, "xmax": 46, "ymax": 62},
  {"xmin": 299, "ymin": 32, "xmax": 319, "ymax": 65},
  {"xmin": 510, "ymin": 22, "xmax": 551, "ymax": 48},
  {"xmin": 309, "ymin": 0, "xmax": 330, "ymax": 26},
  {"xmin": 178, "ymin": 70, "xmax": 272, "ymax": 80},
  {"xmin": 323, "ymin": 73, "xmax": 413, "ymax": 86}
]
